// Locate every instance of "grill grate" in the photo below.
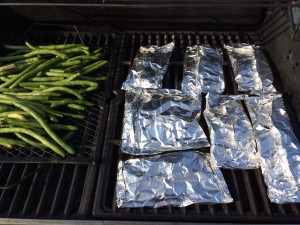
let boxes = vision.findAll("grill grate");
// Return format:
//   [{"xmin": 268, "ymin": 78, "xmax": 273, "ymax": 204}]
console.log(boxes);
[
  {"xmin": 0, "ymin": 26, "xmax": 118, "ymax": 164},
  {"xmin": 0, "ymin": 162, "xmax": 97, "ymax": 219},
  {"xmin": 93, "ymin": 31, "xmax": 300, "ymax": 223}
]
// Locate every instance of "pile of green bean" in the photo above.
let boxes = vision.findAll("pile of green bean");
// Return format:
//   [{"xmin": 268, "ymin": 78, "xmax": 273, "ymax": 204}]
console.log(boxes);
[{"xmin": 0, "ymin": 42, "xmax": 108, "ymax": 157}]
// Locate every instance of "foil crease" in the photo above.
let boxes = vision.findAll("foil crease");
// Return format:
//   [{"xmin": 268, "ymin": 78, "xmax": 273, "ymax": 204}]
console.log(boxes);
[
  {"xmin": 204, "ymin": 94, "xmax": 259, "ymax": 169},
  {"xmin": 224, "ymin": 43, "xmax": 276, "ymax": 95},
  {"xmin": 121, "ymin": 88, "xmax": 210, "ymax": 155},
  {"xmin": 245, "ymin": 95, "xmax": 300, "ymax": 203},
  {"xmin": 122, "ymin": 42, "xmax": 175, "ymax": 90},
  {"xmin": 182, "ymin": 45, "xmax": 225, "ymax": 98},
  {"xmin": 116, "ymin": 151, "xmax": 233, "ymax": 208}
]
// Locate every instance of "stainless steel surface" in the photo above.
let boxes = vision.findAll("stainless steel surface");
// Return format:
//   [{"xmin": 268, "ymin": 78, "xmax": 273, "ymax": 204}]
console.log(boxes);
[
  {"xmin": 224, "ymin": 43, "xmax": 277, "ymax": 95},
  {"xmin": 204, "ymin": 94, "xmax": 259, "ymax": 169},
  {"xmin": 116, "ymin": 151, "xmax": 233, "ymax": 208},
  {"xmin": 122, "ymin": 42, "xmax": 174, "ymax": 90},
  {"xmin": 121, "ymin": 88, "xmax": 209, "ymax": 155},
  {"xmin": 245, "ymin": 94, "xmax": 300, "ymax": 203}
]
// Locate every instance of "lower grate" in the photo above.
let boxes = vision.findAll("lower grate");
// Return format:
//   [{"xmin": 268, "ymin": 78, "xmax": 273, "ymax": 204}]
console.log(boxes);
[
  {"xmin": 0, "ymin": 162, "xmax": 96, "ymax": 219},
  {"xmin": 93, "ymin": 31, "xmax": 300, "ymax": 223},
  {"xmin": 0, "ymin": 26, "xmax": 118, "ymax": 164}
]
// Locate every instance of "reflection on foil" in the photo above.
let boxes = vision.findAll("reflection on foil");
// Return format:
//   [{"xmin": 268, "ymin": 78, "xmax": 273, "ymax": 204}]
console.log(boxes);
[
  {"xmin": 121, "ymin": 88, "xmax": 209, "ymax": 155},
  {"xmin": 122, "ymin": 42, "xmax": 175, "ymax": 90},
  {"xmin": 117, "ymin": 151, "xmax": 233, "ymax": 208},
  {"xmin": 204, "ymin": 94, "xmax": 259, "ymax": 169},
  {"xmin": 224, "ymin": 43, "xmax": 276, "ymax": 95},
  {"xmin": 182, "ymin": 45, "xmax": 225, "ymax": 98},
  {"xmin": 245, "ymin": 94, "xmax": 300, "ymax": 203}
]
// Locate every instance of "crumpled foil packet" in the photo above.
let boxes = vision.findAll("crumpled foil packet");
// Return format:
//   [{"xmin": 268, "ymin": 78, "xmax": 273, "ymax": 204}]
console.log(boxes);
[
  {"xmin": 121, "ymin": 88, "xmax": 210, "ymax": 155},
  {"xmin": 182, "ymin": 45, "xmax": 225, "ymax": 98},
  {"xmin": 204, "ymin": 94, "xmax": 259, "ymax": 169},
  {"xmin": 245, "ymin": 94, "xmax": 300, "ymax": 203},
  {"xmin": 199, "ymin": 46, "xmax": 225, "ymax": 94},
  {"xmin": 122, "ymin": 42, "xmax": 175, "ymax": 90},
  {"xmin": 116, "ymin": 151, "xmax": 233, "ymax": 208},
  {"xmin": 224, "ymin": 43, "xmax": 276, "ymax": 95}
]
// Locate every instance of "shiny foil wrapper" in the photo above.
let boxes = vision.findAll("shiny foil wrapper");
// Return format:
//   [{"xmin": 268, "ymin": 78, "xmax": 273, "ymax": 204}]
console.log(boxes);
[
  {"xmin": 182, "ymin": 45, "xmax": 225, "ymax": 98},
  {"xmin": 199, "ymin": 46, "xmax": 225, "ymax": 94},
  {"xmin": 204, "ymin": 94, "xmax": 259, "ymax": 169},
  {"xmin": 116, "ymin": 151, "xmax": 233, "ymax": 208},
  {"xmin": 181, "ymin": 46, "xmax": 201, "ymax": 99},
  {"xmin": 224, "ymin": 43, "xmax": 276, "ymax": 95},
  {"xmin": 245, "ymin": 95, "xmax": 300, "ymax": 203},
  {"xmin": 121, "ymin": 88, "xmax": 210, "ymax": 155},
  {"xmin": 122, "ymin": 42, "xmax": 175, "ymax": 90}
]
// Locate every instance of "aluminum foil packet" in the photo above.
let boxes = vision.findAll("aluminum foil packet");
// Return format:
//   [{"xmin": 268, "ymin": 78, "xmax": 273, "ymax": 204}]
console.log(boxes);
[
  {"xmin": 245, "ymin": 94, "xmax": 300, "ymax": 203},
  {"xmin": 116, "ymin": 151, "xmax": 233, "ymax": 208},
  {"xmin": 224, "ymin": 43, "xmax": 277, "ymax": 95},
  {"xmin": 121, "ymin": 88, "xmax": 210, "ymax": 155},
  {"xmin": 122, "ymin": 42, "xmax": 175, "ymax": 90},
  {"xmin": 204, "ymin": 94, "xmax": 259, "ymax": 169},
  {"xmin": 182, "ymin": 45, "xmax": 225, "ymax": 98}
]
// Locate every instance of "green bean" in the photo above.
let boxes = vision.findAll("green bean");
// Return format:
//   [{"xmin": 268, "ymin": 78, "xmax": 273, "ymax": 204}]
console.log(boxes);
[
  {"xmin": 30, "ymin": 77, "xmax": 65, "ymax": 82},
  {"xmin": 0, "ymin": 142, "xmax": 13, "ymax": 149},
  {"xmin": 13, "ymin": 102, "xmax": 75, "ymax": 154},
  {"xmin": 42, "ymin": 86, "xmax": 83, "ymax": 100},
  {"xmin": 62, "ymin": 131, "xmax": 75, "ymax": 142},
  {"xmin": 0, "ymin": 103, "xmax": 10, "ymax": 112},
  {"xmin": 73, "ymin": 75, "xmax": 107, "ymax": 81},
  {"xmin": 5, "ymin": 118, "xmax": 78, "ymax": 131},
  {"xmin": 0, "ymin": 64, "xmax": 30, "ymax": 77},
  {"xmin": 66, "ymin": 60, "xmax": 108, "ymax": 80},
  {"xmin": 0, "ymin": 111, "xmax": 29, "ymax": 117},
  {"xmin": 60, "ymin": 47, "xmax": 90, "ymax": 55},
  {"xmin": 0, "ymin": 127, "xmax": 65, "ymax": 156},
  {"xmin": 0, "ymin": 64, "xmax": 16, "ymax": 72},
  {"xmin": 10, "ymin": 58, "xmax": 61, "ymax": 88},
  {"xmin": 45, "ymin": 72, "xmax": 73, "ymax": 77},
  {"xmin": 5, "ymin": 92, "xmax": 61, "ymax": 97},
  {"xmin": 0, "ymin": 60, "xmax": 44, "ymax": 88},
  {"xmin": 92, "ymin": 48, "xmax": 102, "ymax": 54},
  {"xmin": 66, "ymin": 55, "xmax": 100, "ymax": 62},
  {"xmin": 6, "ymin": 49, "xmax": 31, "ymax": 57},
  {"xmin": 48, "ymin": 99, "xmax": 93, "ymax": 108},
  {"xmin": 0, "ymin": 136, "xmax": 27, "ymax": 148},
  {"xmin": 68, "ymin": 104, "xmax": 85, "ymax": 111},
  {"xmin": 25, "ymin": 42, "xmax": 36, "ymax": 50},
  {"xmin": 49, "ymin": 69, "xmax": 65, "ymax": 73},
  {"xmin": 20, "ymin": 80, "xmax": 98, "ymax": 89},
  {"xmin": 38, "ymin": 44, "xmax": 88, "ymax": 50},
  {"xmin": 0, "ymin": 77, "xmax": 10, "ymax": 82},
  {"xmin": 56, "ymin": 60, "xmax": 82, "ymax": 67},
  {"xmin": 24, "ymin": 50, "xmax": 68, "ymax": 60},
  {"xmin": 14, "ymin": 133, "xmax": 45, "ymax": 149},
  {"xmin": 0, "ymin": 55, "xmax": 25, "ymax": 62},
  {"xmin": 4, "ymin": 45, "xmax": 30, "ymax": 50}
]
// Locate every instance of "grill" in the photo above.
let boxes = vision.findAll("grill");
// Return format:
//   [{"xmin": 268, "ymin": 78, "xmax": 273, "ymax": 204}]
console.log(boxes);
[
  {"xmin": 0, "ymin": 1, "xmax": 300, "ymax": 223},
  {"xmin": 0, "ymin": 25, "xmax": 119, "ymax": 164},
  {"xmin": 93, "ymin": 31, "xmax": 300, "ymax": 223}
]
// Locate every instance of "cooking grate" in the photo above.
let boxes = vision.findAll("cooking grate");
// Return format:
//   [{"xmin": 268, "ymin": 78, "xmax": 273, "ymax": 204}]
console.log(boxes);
[
  {"xmin": 0, "ymin": 25, "xmax": 119, "ymax": 164},
  {"xmin": 93, "ymin": 31, "xmax": 300, "ymax": 223},
  {"xmin": 0, "ymin": 162, "xmax": 97, "ymax": 219}
]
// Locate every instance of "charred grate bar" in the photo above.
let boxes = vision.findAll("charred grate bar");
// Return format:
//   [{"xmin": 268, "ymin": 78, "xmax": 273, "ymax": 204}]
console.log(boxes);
[
  {"xmin": 0, "ymin": 25, "xmax": 119, "ymax": 164},
  {"xmin": 93, "ymin": 31, "xmax": 300, "ymax": 223}
]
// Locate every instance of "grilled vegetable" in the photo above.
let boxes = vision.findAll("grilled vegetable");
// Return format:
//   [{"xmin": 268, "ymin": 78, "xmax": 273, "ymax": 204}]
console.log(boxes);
[{"xmin": 0, "ymin": 42, "xmax": 108, "ymax": 157}]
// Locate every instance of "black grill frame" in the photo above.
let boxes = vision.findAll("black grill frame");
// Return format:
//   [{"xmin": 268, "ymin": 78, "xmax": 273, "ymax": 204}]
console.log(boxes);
[{"xmin": 93, "ymin": 31, "xmax": 300, "ymax": 223}]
